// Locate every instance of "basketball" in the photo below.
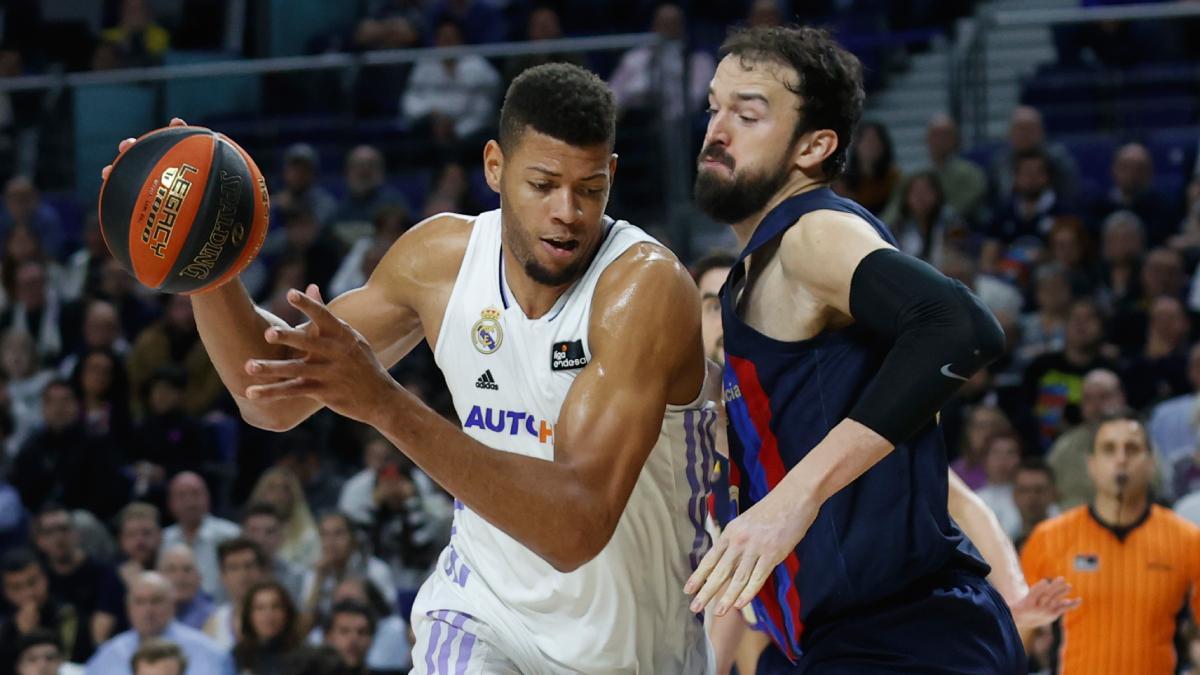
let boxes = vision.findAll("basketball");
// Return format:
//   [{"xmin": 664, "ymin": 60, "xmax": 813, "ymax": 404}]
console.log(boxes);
[{"xmin": 98, "ymin": 125, "xmax": 269, "ymax": 294}]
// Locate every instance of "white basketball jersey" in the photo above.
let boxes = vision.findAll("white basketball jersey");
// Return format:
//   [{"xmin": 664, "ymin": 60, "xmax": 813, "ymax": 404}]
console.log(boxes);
[{"xmin": 417, "ymin": 209, "xmax": 717, "ymax": 673}]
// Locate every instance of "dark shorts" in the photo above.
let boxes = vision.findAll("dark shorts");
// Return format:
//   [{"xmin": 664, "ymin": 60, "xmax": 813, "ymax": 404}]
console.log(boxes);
[{"xmin": 755, "ymin": 569, "xmax": 1026, "ymax": 675}]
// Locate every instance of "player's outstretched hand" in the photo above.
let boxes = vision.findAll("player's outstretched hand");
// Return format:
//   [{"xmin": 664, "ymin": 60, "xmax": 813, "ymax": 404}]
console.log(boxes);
[
  {"xmin": 684, "ymin": 489, "xmax": 818, "ymax": 617},
  {"xmin": 100, "ymin": 117, "xmax": 188, "ymax": 180},
  {"xmin": 243, "ymin": 285, "xmax": 399, "ymax": 426},
  {"xmin": 1009, "ymin": 577, "xmax": 1080, "ymax": 630}
]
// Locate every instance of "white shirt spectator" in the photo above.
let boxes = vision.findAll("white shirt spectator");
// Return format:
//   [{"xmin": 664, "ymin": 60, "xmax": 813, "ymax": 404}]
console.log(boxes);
[
  {"xmin": 1149, "ymin": 392, "xmax": 1199, "ymax": 471},
  {"xmin": 401, "ymin": 55, "xmax": 500, "ymax": 138},
  {"xmin": 308, "ymin": 613, "xmax": 412, "ymax": 671},
  {"xmin": 162, "ymin": 515, "xmax": 241, "ymax": 601},
  {"xmin": 301, "ymin": 552, "xmax": 397, "ymax": 618},
  {"xmin": 608, "ymin": 41, "xmax": 714, "ymax": 120}
]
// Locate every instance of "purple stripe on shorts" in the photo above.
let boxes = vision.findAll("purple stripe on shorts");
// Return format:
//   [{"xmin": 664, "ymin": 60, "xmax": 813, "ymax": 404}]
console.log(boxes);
[
  {"xmin": 425, "ymin": 610, "xmax": 446, "ymax": 672},
  {"xmin": 442, "ymin": 611, "xmax": 471, "ymax": 674},
  {"xmin": 456, "ymin": 631, "xmax": 476, "ymax": 675},
  {"xmin": 683, "ymin": 410, "xmax": 705, "ymax": 570}
]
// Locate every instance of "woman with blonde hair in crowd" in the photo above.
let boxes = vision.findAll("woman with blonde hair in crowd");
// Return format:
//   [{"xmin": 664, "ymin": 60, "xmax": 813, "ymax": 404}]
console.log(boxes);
[{"xmin": 249, "ymin": 467, "xmax": 319, "ymax": 569}]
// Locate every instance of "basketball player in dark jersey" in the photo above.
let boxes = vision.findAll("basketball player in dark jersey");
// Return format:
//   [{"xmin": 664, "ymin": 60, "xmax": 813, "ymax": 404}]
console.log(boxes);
[{"xmin": 685, "ymin": 26, "xmax": 1025, "ymax": 672}]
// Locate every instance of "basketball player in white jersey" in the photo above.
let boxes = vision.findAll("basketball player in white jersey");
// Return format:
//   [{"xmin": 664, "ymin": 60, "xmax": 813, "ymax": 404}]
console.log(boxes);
[{"xmin": 104, "ymin": 64, "xmax": 717, "ymax": 673}]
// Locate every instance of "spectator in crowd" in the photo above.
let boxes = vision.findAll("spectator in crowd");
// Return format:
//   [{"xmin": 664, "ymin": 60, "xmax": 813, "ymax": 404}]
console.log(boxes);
[
  {"xmin": 329, "ymin": 205, "xmax": 411, "ymax": 298},
  {"xmin": 301, "ymin": 513, "xmax": 395, "ymax": 625},
  {"xmin": 69, "ymin": 349, "xmax": 131, "ymax": 444},
  {"xmin": 1012, "ymin": 458, "xmax": 1060, "ymax": 549},
  {"xmin": 339, "ymin": 436, "xmax": 395, "ymax": 526},
  {"xmin": 987, "ymin": 149, "xmax": 1067, "ymax": 244},
  {"xmin": 84, "ymin": 572, "xmax": 230, "ymax": 675},
  {"xmin": 249, "ymin": 468, "xmax": 319, "ymax": 570},
  {"xmin": 1090, "ymin": 142, "xmax": 1175, "ymax": 247},
  {"xmin": 1148, "ymin": 342, "xmax": 1200, "ymax": 474},
  {"xmin": 0, "ymin": 177, "xmax": 64, "ymax": 260},
  {"xmin": 1046, "ymin": 369, "xmax": 1128, "ymax": 508},
  {"xmin": 747, "ymin": 0, "xmax": 783, "ymax": 27},
  {"xmin": 419, "ymin": 162, "xmax": 481, "ymax": 219},
  {"xmin": 57, "ymin": 300, "xmax": 129, "ymax": 380},
  {"xmin": 240, "ymin": 503, "xmax": 305, "ymax": 603},
  {"xmin": 99, "ymin": 0, "xmax": 170, "ymax": 68},
  {"xmin": 127, "ymin": 368, "xmax": 213, "ymax": 507},
  {"xmin": 233, "ymin": 580, "xmax": 336, "ymax": 675},
  {"xmin": 1016, "ymin": 263, "xmax": 1072, "ymax": 367},
  {"xmin": 1119, "ymin": 295, "xmax": 1192, "ymax": 409},
  {"xmin": 503, "ymin": 6, "xmax": 585, "ymax": 85},
  {"xmin": 263, "ymin": 205, "xmax": 346, "ymax": 295},
  {"xmin": 155, "ymin": 545, "xmax": 213, "ymax": 631},
  {"xmin": 1172, "ymin": 441, "xmax": 1200, "ymax": 506},
  {"xmin": 3, "ymin": 330, "xmax": 55, "ymax": 454},
  {"xmin": 939, "ymin": 246, "xmax": 1024, "ymax": 328},
  {"xmin": 976, "ymin": 430, "xmax": 1024, "ymax": 540},
  {"xmin": 608, "ymin": 4, "xmax": 714, "ymax": 122},
  {"xmin": 93, "ymin": 259, "xmax": 156, "ymax": 342},
  {"xmin": 888, "ymin": 170, "xmax": 963, "ymax": 269},
  {"xmin": 0, "ymin": 468, "xmax": 25, "ymax": 554},
  {"xmin": 360, "ymin": 449, "xmax": 452, "ymax": 591},
  {"xmin": 311, "ymin": 578, "xmax": 410, "ymax": 673},
  {"xmin": 31, "ymin": 505, "xmax": 124, "ymax": 647},
  {"xmin": 0, "ymin": 260, "xmax": 70, "ymax": 366},
  {"xmin": 59, "ymin": 217, "xmax": 108, "ymax": 304},
  {"xmin": 127, "ymin": 295, "xmax": 222, "ymax": 419},
  {"xmin": 837, "ymin": 121, "xmax": 901, "ymax": 215},
  {"xmin": 691, "ymin": 253, "xmax": 734, "ymax": 367},
  {"xmin": 1022, "ymin": 413, "xmax": 1200, "ymax": 675},
  {"xmin": 128, "ymin": 640, "xmax": 186, "ymax": 675},
  {"xmin": 202, "ymin": 538, "xmax": 267, "ymax": 651},
  {"xmin": 952, "ymin": 404, "xmax": 1014, "ymax": 490},
  {"xmin": 1022, "ymin": 298, "xmax": 1116, "ymax": 449},
  {"xmin": 988, "ymin": 105, "xmax": 1079, "ymax": 203},
  {"xmin": 0, "ymin": 549, "xmax": 92, "ymax": 672},
  {"xmin": 272, "ymin": 144, "xmax": 337, "ymax": 227},
  {"xmin": 11, "ymin": 380, "xmax": 127, "ymax": 520},
  {"xmin": 161, "ymin": 473, "xmax": 239, "ymax": 602},
  {"xmin": 330, "ymin": 146, "xmax": 409, "ymax": 228},
  {"xmin": 429, "ymin": 0, "xmax": 506, "ymax": 45},
  {"xmin": 114, "ymin": 503, "xmax": 162, "ymax": 589},
  {"xmin": 321, "ymin": 600, "xmax": 377, "ymax": 675},
  {"xmin": 1112, "ymin": 246, "xmax": 1187, "ymax": 353},
  {"xmin": 1101, "ymin": 210, "xmax": 1146, "ymax": 308},
  {"xmin": 401, "ymin": 19, "xmax": 501, "ymax": 158},
  {"xmin": 923, "ymin": 113, "xmax": 987, "ymax": 222},
  {"xmin": 271, "ymin": 432, "xmax": 342, "ymax": 516},
  {"xmin": 352, "ymin": 4, "xmax": 422, "ymax": 51},
  {"xmin": 1046, "ymin": 216, "xmax": 1099, "ymax": 295},
  {"xmin": 12, "ymin": 628, "xmax": 83, "ymax": 675}
]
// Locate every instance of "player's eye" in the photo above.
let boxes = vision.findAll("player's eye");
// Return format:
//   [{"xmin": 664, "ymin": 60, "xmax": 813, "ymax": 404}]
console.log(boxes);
[
  {"xmin": 739, "ymin": 115, "xmax": 757, "ymax": 123},
  {"xmin": 529, "ymin": 182, "xmax": 552, "ymax": 192}
]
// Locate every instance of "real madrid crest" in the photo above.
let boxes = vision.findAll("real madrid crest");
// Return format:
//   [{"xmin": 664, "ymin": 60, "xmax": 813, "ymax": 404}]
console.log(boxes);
[{"xmin": 472, "ymin": 307, "xmax": 503, "ymax": 354}]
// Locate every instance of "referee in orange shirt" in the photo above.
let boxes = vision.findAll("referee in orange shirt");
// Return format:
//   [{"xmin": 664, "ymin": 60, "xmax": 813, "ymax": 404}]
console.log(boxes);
[{"xmin": 1021, "ymin": 412, "xmax": 1200, "ymax": 674}]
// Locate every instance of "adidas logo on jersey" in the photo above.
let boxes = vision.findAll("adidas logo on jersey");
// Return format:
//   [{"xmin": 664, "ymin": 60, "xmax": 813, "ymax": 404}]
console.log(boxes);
[{"xmin": 475, "ymin": 370, "xmax": 499, "ymax": 391}]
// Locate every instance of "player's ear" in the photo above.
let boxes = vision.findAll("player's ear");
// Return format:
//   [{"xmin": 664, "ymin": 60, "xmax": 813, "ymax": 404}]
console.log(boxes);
[
  {"xmin": 608, "ymin": 153, "xmax": 618, "ymax": 184},
  {"xmin": 483, "ymin": 139, "xmax": 505, "ymax": 194},
  {"xmin": 794, "ymin": 128, "xmax": 838, "ymax": 176}
]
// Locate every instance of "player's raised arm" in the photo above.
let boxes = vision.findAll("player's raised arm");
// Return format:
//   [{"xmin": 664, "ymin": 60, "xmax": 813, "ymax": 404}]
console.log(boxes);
[{"xmin": 245, "ymin": 243, "xmax": 704, "ymax": 572}]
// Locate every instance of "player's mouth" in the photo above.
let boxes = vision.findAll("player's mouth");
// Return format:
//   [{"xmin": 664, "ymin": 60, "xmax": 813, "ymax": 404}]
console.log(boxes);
[{"xmin": 541, "ymin": 237, "xmax": 578, "ymax": 258}]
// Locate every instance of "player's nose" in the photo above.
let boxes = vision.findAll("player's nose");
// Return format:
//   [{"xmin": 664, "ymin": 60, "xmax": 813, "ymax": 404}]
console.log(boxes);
[{"xmin": 549, "ymin": 186, "xmax": 582, "ymax": 225}]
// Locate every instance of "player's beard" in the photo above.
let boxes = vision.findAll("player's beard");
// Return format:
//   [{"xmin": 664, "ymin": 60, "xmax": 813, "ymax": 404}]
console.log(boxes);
[
  {"xmin": 694, "ymin": 142, "xmax": 795, "ymax": 224},
  {"xmin": 501, "ymin": 208, "xmax": 591, "ymax": 288}
]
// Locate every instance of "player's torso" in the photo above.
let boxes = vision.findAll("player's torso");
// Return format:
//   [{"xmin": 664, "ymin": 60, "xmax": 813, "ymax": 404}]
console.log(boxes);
[
  {"xmin": 425, "ymin": 209, "xmax": 715, "ymax": 673},
  {"xmin": 1051, "ymin": 508, "xmax": 1191, "ymax": 674}
]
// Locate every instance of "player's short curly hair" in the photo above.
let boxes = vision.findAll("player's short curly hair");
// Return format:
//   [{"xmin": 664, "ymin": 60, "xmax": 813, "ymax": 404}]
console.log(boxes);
[
  {"xmin": 499, "ymin": 63, "xmax": 616, "ymax": 152},
  {"xmin": 720, "ymin": 26, "xmax": 865, "ymax": 179}
]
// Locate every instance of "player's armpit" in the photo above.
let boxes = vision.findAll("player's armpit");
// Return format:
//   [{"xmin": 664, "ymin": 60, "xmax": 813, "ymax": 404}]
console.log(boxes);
[{"xmin": 549, "ymin": 243, "xmax": 706, "ymax": 567}]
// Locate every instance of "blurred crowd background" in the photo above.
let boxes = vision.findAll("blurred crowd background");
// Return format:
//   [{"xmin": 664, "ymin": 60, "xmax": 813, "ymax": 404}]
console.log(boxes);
[{"xmin": 0, "ymin": 0, "xmax": 1197, "ymax": 673}]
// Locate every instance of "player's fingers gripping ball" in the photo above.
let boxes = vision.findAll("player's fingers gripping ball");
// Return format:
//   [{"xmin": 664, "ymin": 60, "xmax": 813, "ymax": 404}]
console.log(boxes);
[{"xmin": 99, "ymin": 125, "xmax": 269, "ymax": 294}]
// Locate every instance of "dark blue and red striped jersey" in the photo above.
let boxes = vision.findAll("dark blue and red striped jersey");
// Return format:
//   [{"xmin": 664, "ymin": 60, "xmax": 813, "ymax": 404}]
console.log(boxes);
[{"xmin": 714, "ymin": 187, "xmax": 988, "ymax": 661}]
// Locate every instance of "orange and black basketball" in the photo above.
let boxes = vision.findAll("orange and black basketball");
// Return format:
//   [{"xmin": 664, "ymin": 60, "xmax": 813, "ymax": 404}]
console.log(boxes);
[{"xmin": 98, "ymin": 125, "xmax": 269, "ymax": 294}]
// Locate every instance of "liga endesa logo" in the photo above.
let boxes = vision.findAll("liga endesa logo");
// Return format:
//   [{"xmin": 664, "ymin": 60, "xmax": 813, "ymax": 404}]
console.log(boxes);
[{"xmin": 463, "ymin": 405, "xmax": 554, "ymax": 444}]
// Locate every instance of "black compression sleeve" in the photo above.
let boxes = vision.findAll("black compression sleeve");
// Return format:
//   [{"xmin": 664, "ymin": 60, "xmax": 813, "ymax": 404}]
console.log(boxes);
[{"xmin": 846, "ymin": 249, "xmax": 1005, "ymax": 445}]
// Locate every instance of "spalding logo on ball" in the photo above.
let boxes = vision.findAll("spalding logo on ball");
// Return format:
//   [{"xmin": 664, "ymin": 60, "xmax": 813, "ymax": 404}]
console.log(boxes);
[{"xmin": 98, "ymin": 125, "xmax": 270, "ymax": 294}]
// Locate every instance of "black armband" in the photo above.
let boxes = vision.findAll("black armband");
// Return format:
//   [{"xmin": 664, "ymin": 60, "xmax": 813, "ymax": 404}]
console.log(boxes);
[{"xmin": 846, "ymin": 249, "xmax": 1005, "ymax": 445}]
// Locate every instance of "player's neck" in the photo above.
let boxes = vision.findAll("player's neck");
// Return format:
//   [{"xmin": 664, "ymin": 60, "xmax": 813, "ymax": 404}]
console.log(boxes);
[
  {"xmin": 1092, "ymin": 490, "xmax": 1149, "ymax": 527},
  {"xmin": 730, "ymin": 176, "xmax": 830, "ymax": 248},
  {"xmin": 502, "ymin": 247, "xmax": 573, "ymax": 320}
]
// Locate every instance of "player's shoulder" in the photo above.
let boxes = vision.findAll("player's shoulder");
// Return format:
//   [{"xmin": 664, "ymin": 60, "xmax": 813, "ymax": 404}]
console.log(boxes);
[
  {"xmin": 777, "ymin": 208, "xmax": 889, "ymax": 282},
  {"xmin": 375, "ymin": 211, "xmax": 475, "ymax": 282},
  {"xmin": 598, "ymin": 237, "xmax": 696, "ymax": 301}
]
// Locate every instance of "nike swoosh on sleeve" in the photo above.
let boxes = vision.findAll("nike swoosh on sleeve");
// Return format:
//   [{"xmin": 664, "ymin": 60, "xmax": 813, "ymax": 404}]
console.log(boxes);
[{"xmin": 940, "ymin": 363, "xmax": 969, "ymax": 381}]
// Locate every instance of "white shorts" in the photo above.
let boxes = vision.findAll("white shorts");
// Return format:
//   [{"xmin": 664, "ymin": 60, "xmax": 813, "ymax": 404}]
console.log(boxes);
[{"xmin": 410, "ymin": 609, "xmax": 523, "ymax": 675}]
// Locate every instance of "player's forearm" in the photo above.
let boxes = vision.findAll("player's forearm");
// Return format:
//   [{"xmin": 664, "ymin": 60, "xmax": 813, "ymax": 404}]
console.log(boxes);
[
  {"xmin": 947, "ymin": 473, "xmax": 1027, "ymax": 605},
  {"xmin": 191, "ymin": 281, "xmax": 317, "ymax": 430},
  {"xmin": 370, "ymin": 384, "xmax": 613, "ymax": 572},
  {"xmin": 783, "ymin": 418, "xmax": 893, "ymax": 510}
]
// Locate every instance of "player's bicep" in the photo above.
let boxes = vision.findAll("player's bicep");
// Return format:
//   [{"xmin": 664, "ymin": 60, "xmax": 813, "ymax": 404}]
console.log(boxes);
[
  {"xmin": 779, "ymin": 210, "xmax": 891, "ymax": 316},
  {"xmin": 554, "ymin": 249, "xmax": 701, "ymax": 514}
]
